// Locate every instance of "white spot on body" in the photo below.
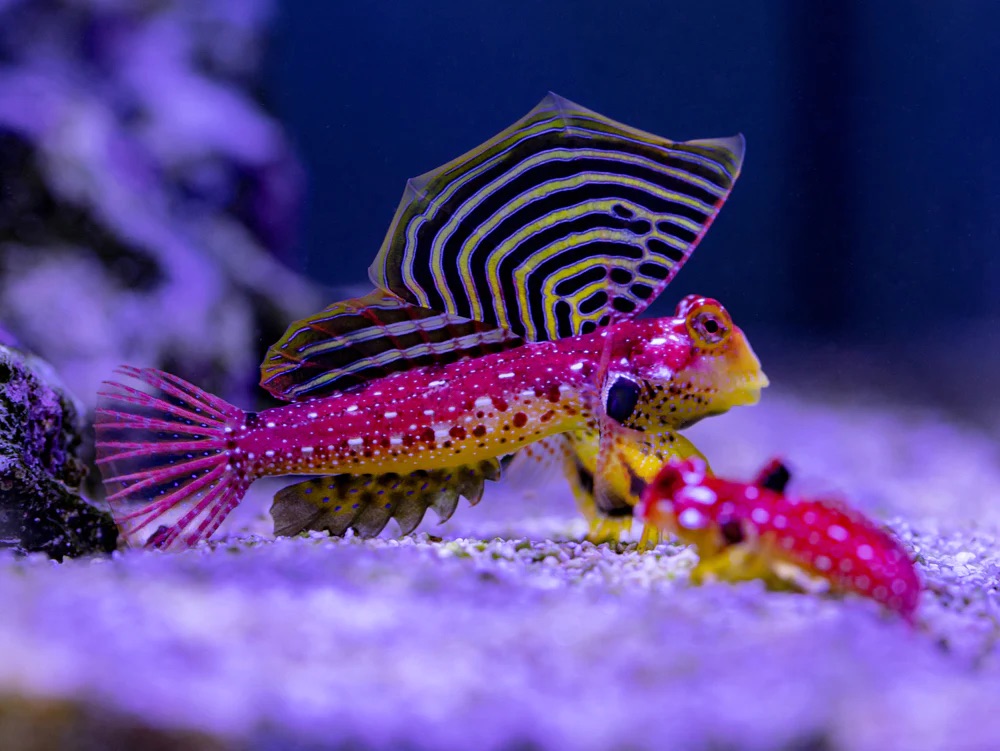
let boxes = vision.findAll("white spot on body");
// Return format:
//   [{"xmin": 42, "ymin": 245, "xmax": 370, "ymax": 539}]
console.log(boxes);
[
  {"xmin": 390, "ymin": 437, "xmax": 403, "ymax": 446},
  {"xmin": 678, "ymin": 507, "xmax": 706, "ymax": 530},
  {"xmin": 745, "ymin": 486, "xmax": 759, "ymax": 500},
  {"xmin": 348, "ymin": 438, "xmax": 363, "ymax": 447},
  {"xmin": 750, "ymin": 507, "xmax": 770, "ymax": 525},
  {"xmin": 857, "ymin": 544, "xmax": 875, "ymax": 561},
  {"xmin": 891, "ymin": 579, "xmax": 908, "ymax": 595},
  {"xmin": 384, "ymin": 411, "xmax": 397, "ymax": 419},
  {"xmin": 680, "ymin": 486, "xmax": 717, "ymax": 506},
  {"xmin": 424, "ymin": 410, "xmax": 435, "ymax": 416},
  {"xmin": 307, "ymin": 412, "xmax": 318, "ymax": 419},
  {"xmin": 827, "ymin": 524, "xmax": 849, "ymax": 542},
  {"xmin": 498, "ymin": 373, "xmax": 514, "ymax": 379},
  {"xmin": 649, "ymin": 337, "xmax": 667, "ymax": 346},
  {"xmin": 346, "ymin": 406, "xmax": 358, "ymax": 413},
  {"xmin": 429, "ymin": 380, "xmax": 447, "ymax": 388},
  {"xmin": 569, "ymin": 362, "xmax": 584, "ymax": 371},
  {"xmin": 773, "ymin": 515, "xmax": 787, "ymax": 529},
  {"xmin": 266, "ymin": 421, "xmax": 276, "ymax": 428},
  {"xmin": 474, "ymin": 397, "xmax": 492, "ymax": 409},
  {"xmin": 682, "ymin": 471, "xmax": 704, "ymax": 486},
  {"xmin": 265, "ymin": 450, "xmax": 275, "ymax": 458},
  {"xmin": 301, "ymin": 446, "xmax": 314, "ymax": 453},
  {"xmin": 814, "ymin": 555, "xmax": 832, "ymax": 572}
]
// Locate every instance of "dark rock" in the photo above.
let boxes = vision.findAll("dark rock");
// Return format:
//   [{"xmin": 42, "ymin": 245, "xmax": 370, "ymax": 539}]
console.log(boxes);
[
  {"xmin": 0, "ymin": 345, "xmax": 116, "ymax": 559},
  {"xmin": 0, "ymin": 694, "xmax": 228, "ymax": 751}
]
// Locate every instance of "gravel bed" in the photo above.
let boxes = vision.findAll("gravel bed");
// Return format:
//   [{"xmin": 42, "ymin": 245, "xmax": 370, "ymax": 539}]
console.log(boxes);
[{"xmin": 1, "ymin": 388, "xmax": 998, "ymax": 750}]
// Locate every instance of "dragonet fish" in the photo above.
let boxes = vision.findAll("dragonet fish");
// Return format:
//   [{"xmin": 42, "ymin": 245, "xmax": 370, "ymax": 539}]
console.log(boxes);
[
  {"xmin": 636, "ymin": 457, "xmax": 922, "ymax": 619},
  {"xmin": 96, "ymin": 93, "xmax": 767, "ymax": 550}
]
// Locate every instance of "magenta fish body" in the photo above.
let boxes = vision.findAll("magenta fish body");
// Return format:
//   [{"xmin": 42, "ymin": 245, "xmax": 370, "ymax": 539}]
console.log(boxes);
[
  {"xmin": 97, "ymin": 297, "xmax": 767, "ymax": 549},
  {"xmin": 636, "ymin": 457, "xmax": 922, "ymax": 619}
]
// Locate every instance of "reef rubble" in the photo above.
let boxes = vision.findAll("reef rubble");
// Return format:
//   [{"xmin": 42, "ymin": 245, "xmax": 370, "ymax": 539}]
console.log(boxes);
[{"xmin": 0, "ymin": 345, "xmax": 115, "ymax": 559}]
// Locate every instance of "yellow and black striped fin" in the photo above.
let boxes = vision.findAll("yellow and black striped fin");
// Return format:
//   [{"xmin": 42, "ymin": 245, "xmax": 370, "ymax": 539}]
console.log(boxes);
[
  {"xmin": 270, "ymin": 458, "xmax": 504, "ymax": 539},
  {"xmin": 369, "ymin": 92, "xmax": 744, "ymax": 342},
  {"xmin": 260, "ymin": 288, "xmax": 522, "ymax": 400}
]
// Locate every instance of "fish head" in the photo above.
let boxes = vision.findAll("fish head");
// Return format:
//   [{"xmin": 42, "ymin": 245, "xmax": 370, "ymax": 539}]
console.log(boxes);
[
  {"xmin": 598, "ymin": 295, "xmax": 768, "ymax": 432},
  {"xmin": 633, "ymin": 456, "xmax": 727, "ymax": 551}
]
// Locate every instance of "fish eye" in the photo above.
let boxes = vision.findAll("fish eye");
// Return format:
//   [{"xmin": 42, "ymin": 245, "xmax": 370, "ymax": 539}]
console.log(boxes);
[{"xmin": 685, "ymin": 302, "xmax": 731, "ymax": 349}]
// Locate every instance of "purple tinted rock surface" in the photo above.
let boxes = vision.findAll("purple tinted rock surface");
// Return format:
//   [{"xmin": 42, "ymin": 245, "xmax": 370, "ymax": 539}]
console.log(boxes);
[{"xmin": 0, "ymin": 345, "xmax": 115, "ymax": 559}]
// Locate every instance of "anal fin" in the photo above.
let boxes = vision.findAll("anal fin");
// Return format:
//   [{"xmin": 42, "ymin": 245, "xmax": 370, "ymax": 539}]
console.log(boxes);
[{"xmin": 271, "ymin": 458, "xmax": 505, "ymax": 539}]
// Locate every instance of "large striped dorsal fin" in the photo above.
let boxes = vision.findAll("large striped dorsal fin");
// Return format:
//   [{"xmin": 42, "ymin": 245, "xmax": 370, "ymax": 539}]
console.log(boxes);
[
  {"xmin": 369, "ymin": 92, "xmax": 745, "ymax": 342},
  {"xmin": 260, "ymin": 288, "xmax": 522, "ymax": 401}
]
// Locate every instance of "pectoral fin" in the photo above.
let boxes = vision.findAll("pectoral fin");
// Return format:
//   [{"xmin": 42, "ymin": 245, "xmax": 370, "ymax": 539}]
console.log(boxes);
[
  {"xmin": 560, "ymin": 428, "xmax": 709, "ymax": 547},
  {"xmin": 564, "ymin": 429, "xmax": 708, "ymax": 517},
  {"xmin": 271, "ymin": 459, "xmax": 504, "ymax": 539}
]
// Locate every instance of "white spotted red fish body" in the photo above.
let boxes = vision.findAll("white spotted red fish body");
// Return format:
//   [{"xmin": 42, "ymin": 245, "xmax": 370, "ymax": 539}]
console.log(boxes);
[
  {"xmin": 242, "ymin": 338, "xmax": 599, "ymax": 479},
  {"xmin": 96, "ymin": 297, "xmax": 767, "ymax": 550},
  {"xmin": 637, "ymin": 457, "xmax": 922, "ymax": 619}
]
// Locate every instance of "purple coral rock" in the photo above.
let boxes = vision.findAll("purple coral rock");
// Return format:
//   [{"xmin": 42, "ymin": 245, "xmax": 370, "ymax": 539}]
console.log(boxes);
[
  {"xmin": 0, "ymin": 0, "xmax": 319, "ymax": 412},
  {"xmin": 0, "ymin": 344, "xmax": 116, "ymax": 558}
]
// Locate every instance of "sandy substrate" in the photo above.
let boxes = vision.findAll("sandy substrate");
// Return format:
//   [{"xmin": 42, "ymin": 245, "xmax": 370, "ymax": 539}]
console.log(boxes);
[{"xmin": 1, "ymin": 388, "xmax": 998, "ymax": 750}]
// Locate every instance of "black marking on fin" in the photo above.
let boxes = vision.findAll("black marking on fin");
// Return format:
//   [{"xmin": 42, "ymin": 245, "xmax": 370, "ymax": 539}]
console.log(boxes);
[{"xmin": 604, "ymin": 376, "xmax": 641, "ymax": 425}]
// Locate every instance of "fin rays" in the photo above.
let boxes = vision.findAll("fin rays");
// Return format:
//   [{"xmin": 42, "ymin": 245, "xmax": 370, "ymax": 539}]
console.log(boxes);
[{"xmin": 270, "ymin": 459, "xmax": 505, "ymax": 539}]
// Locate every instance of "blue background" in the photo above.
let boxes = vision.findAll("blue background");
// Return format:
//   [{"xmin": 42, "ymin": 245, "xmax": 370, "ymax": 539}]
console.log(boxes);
[{"xmin": 266, "ymin": 1, "xmax": 1000, "ymax": 346}]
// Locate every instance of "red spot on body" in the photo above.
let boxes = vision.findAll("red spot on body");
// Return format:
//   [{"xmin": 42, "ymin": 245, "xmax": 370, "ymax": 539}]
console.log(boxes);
[
  {"xmin": 493, "ymin": 397, "xmax": 508, "ymax": 412},
  {"xmin": 403, "ymin": 434, "xmax": 415, "ymax": 447},
  {"xmin": 450, "ymin": 426, "xmax": 467, "ymax": 440},
  {"xmin": 513, "ymin": 412, "xmax": 528, "ymax": 428},
  {"xmin": 547, "ymin": 385, "xmax": 561, "ymax": 403},
  {"xmin": 472, "ymin": 425, "xmax": 486, "ymax": 437},
  {"xmin": 421, "ymin": 428, "xmax": 435, "ymax": 443},
  {"xmin": 540, "ymin": 410, "xmax": 554, "ymax": 423}
]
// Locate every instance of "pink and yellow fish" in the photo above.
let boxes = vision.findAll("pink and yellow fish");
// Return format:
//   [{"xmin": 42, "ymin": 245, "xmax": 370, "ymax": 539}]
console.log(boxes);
[
  {"xmin": 635, "ymin": 457, "xmax": 922, "ymax": 619},
  {"xmin": 96, "ymin": 93, "xmax": 767, "ymax": 549}
]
